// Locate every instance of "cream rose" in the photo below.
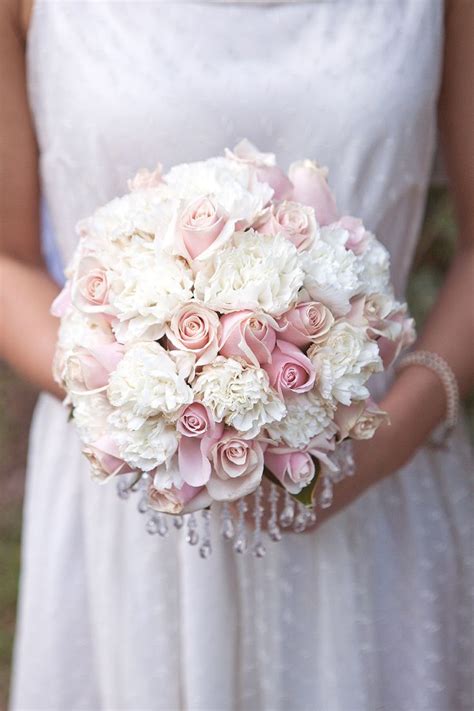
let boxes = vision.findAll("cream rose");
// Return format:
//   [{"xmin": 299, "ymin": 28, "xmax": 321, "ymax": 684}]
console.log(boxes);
[
  {"xmin": 178, "ymin": 196, "xmax": 235, "ymax": 259},
  {"xmin": 166, "ymin": 302, "xmax": 220, "ymax": 366},
  {"xmin": 255, "ymin": 201, "xmax": 318, "ymax": 251},
  {"xmin": 206, "ymin": 431, "xmax": 264, "ymax": 501}
]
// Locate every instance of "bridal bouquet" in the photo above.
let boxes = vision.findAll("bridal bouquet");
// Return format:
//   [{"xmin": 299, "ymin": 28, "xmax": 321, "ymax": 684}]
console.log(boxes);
[{"xmin": 52, "ymin": 140, "xmax": 415, "ymax": 555}]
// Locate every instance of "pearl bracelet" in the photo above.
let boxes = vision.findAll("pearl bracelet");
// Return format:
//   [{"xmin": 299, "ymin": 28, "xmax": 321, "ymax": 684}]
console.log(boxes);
[{"xmin": 396, "ymin": 350, "xmax": 460, "ymax": 449}]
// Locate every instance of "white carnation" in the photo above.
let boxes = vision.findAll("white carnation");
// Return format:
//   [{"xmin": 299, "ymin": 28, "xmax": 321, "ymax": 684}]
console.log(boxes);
[
  {"xmin": 309, "ymin": 321, "xmax": 382, "ymax": 405},
  {"xmin": 301, "ymin": 226, "xmax": 361, "ymax": 316},
  {"xmin": 107, "ymin": 410, "xmax": 178, "ymax": 472},
  {"xmin": 356, "ymin": 233, "xmax": 391, "ymax": 296},
  {"xmin": 77, "ymin": 188, "xmax": 174, "ymax": 245},
  {"xmin": 107, "ymin": 342, "xmax": 194, "ymax": 420},
  {"xmin": 193, "ymin": 357, "xmax": 286, "ymax": 438},
  {"xmin": 71, "ymin": 392, "xmax": 113, "ymax": 445},
  {"xmin": 164, "ymin": 157, "xmax": 273, "ymax": 224},
  {"xmin": 194, "ymin": 230, "xmax": 303, "ymax": 316},
  {"xmin": 109, "ymin": 252, "xmax": 193, "ymax": 343},
  {"xmin": 266, "ymin": 392, "xmax": 336, "ymax": 449}
]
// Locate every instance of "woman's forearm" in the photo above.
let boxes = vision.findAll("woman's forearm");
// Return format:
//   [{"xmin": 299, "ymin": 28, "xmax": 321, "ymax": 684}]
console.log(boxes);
[{"xmin": 0, "ymin": 254, "xmax": 62, "ymax": 397}]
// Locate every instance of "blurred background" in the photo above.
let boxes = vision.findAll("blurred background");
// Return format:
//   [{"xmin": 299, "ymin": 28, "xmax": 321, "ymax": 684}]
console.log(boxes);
[{"xmin": 1, "ymin": 186, "xmax": 473, "ymax": 708}]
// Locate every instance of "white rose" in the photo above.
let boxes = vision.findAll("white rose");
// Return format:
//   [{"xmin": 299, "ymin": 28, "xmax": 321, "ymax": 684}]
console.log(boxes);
[
  {"xmin": 194, "ymin": 230, "xmax": 303, "ymax": 316},
  {"xmin": 107, "ymin": 342, "xmax": 194, "ymax": 420},
  {"xmin": 109, "ymin": 252, "xmax": 193, "ymax": 343},
  {"xmin": 193, "ymin": 356, "xmax": 286, "ymax": 438},
  {"xmin": 309, "ymin": 321, "xmax": 382, "ymax": 405},
  {"xmin": 107, "ymin": 410, "xmax": 178, "ymax": 472},
  {"xmin": 164, "ymin": 157, "xmax": 273, "ymax": 225},
  {"xmin": 300, "ymin": 226, "xmax": 361, "ymax": 316},
  {"xmin": 356, "ymin": 233, "xmax": 391, "ymax": 296},
  {"xmin": 266, "ymin": 391, "xmax": 336, "ymax": 449}
]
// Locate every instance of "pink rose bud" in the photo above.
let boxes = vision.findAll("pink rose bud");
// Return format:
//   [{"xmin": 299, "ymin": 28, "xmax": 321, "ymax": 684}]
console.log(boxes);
[
  {"xmin": 179, "ymin": 196, "xmax": 232, "ymax": 260},
  {"xmin": 206, "ymin": 430, "xmax": 265, "ymax": 501},
  {"xmin": 278, "ymin": 302, "xmax": 334, "ymax": 348},
  {"xmin": 219, "ymin": 310, "xmax": 277, "ymax": 366},
  {"xmin": 72, "ymin": 256, "xmax": 111, "ymax": 314},
  {"xmin": 166, "ymin": 303, "xmax": 220, "ymax": 366},
  {"xmin": 332, "ymin": 216, "xmax": 370, "ymax": 255},
  {"xmin": 254, "ymin": 201, "xmax": 317, "ymax": 251},
  {"xmin": 264, "ymin": 447, "xmax": 315, "ymax": 495},
  {"xmin": 50, "ymin": 282, "xmax": 72, "ymax": 318},
  {"xmin": 83, "ymin": 436, "xmax": 131, "ymax": 482},
  {"xmin": 127, "ymin": 164, "xmax": 163, "ymax": 191},
  {"xmin": 288, "ymin": 160, "xmax": 338, "ymax": 226},
  {"xmin": 263, "ymin": 339, "xmax": 316, "ymax": 395},
  {"xmin": 177, "ymin": 404, "xmax": 224, "ymax": 486},
  {"xmin": 255, "ymin": 165, "xmax": 293, "ymax": 201}
]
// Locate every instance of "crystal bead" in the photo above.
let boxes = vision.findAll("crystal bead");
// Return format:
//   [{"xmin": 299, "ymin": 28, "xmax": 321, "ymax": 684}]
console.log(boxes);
[
  {"xmin": 268, "ymin": 524, "xmax": 282, "ymax": 542},
  {"xmin": 319, "ymin": 486, "xmax": 333, "ymax": 509},
  {"xmin": 222, "ymin": 517, "xmax": 235, "ymax": 541},
  {"xmin": 234, "ymin": 536, "xmax": 247, "ymax": 554},
  {"xmin": 186, "ymin": 528, "xmax": 199, "ymax": 546},
  {"xmin": 173, "ymin": 515, "xmax": 184, "ymax": 529},
  {"xmin": 157, "ymin": 516, "xmax": 168, "ymax": 537},
  {"xmin": 137, "ymin": 496, "xmax": 149, "ymax": 514},
  {"xmin": 116, "ymin": 479, "xmax": 130, "ymax": 500},
  {"xmin": 253, "ymin": 541, "xmax": 266, "ymax": 558},
  {"xmin": 279, "ymin": 504, "xmax": 295, "ymax": 528},
  {"xmin": 199, "ymin": 541, "xmax": 212, "ymax": 559},
  {"xmin": 145, "ymin": 516, "xmax": 158, "ymax": 535}
]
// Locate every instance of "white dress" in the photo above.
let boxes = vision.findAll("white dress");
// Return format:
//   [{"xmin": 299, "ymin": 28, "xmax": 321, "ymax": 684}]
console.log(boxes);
[{"xmin": 11, "ymin": 1, "xmax": 474, "ymax": 709}]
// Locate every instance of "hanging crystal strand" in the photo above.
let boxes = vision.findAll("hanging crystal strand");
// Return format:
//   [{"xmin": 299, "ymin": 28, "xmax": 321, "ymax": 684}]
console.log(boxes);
[
  {"xmin": 156, "ymin": 513, "xmax": 169, "ymax": 537},
  {"xmin": 293, "ymin": 502, "xmax": 309, "ymax": 533},
  {"xmin": 173, "ymin": 515, "xmax": 184, "ymax": 530},
  {"xmin": 279, "ymin": 490, "xmax": 295, "ymax": 528},
  {"xmin": 233, "ymin": 498, "xmax": 248, "ymax": 554},
  {"xmin": 341, "ymin": 439, "xmax": 356, "ymax": 477},
  {"xmin": 199, "ymin": 509, "xmax": 212, "ymax": 559},
  {"xmin": 137, "ymin": 472, "xmax": 150, "ymax": 514},
  {"xmin": 186, "ymin": 512, "xmax": 199, "ymax": 546},
  {"xmin": 145, "ymin": 513, "xmax": 159, "ymax": 535},
  {"xmin": 116, "ymin": 477, "xmax": 130, "ymax": 500},
  {"xmin": 268, "ymin": 484, "xmax": 282, "ymax": 542},
  {"xmin": 306, "ymin": 504, "xmax": 317, "ymax": 527},
  {"xmin": 221, "ymin": 502, "xmax": 235, "ymax": 541},
  {"xmin": 252, "ymin": 487, "xmax": 266, "ymax": 558},
  {"xmin": 319, "ymin": 475, "xmax": 334, "ymax": 509}
]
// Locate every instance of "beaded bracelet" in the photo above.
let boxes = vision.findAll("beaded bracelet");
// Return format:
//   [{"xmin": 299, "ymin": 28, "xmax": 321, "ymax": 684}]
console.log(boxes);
[{"xmin": 396, "ymin": 350, "xmax": 460, "ymax": 449}]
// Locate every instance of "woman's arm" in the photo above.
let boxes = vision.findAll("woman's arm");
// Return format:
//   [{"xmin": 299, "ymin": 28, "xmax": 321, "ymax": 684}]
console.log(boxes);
[
  {"xmin": 0, "ymin": 0, "xmax": 62, "ymax": 397},
  {"xmin": 318, "ymin": 0, "xmax": 474, "ymax": 521}
]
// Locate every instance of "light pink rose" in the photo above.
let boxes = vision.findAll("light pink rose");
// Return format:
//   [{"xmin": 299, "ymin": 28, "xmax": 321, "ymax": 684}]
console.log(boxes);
[
  {"xmin": 83, "ymin": 436, "xmax": 131, "ymax": 482},
  {"xmin": 177, "ymin": 403, "xmax": 224, "ymax": 486},
  {"xmin": 179, "ymin": 196, "xmax": 234, "ymax": 260},
  {"xmin": 72, "ymin": 256, "xmax": 111, "ymax": 314},
  {"xmin": 166, "ymin": 303, "xmax": 220, "ymax": 366},
  {"xmin": 219, "ymin": 310, "xmax": 278, "ymax": 366},
  {"xmin": 206, "ymin": 430, "xmax": 265, "ymax": 501},
  {"xmin": 225, "ymin": 139, "xmax": 292, "ymax": 200},
  {"xmin": 50, "ymin": 282, "xmax": 72, "ymax": 318},
  {"xmin": 332, "ymin": 216, "xmax": 371, "ymax": 255},
  {"xmin": 255, "ymin": 201, "xmax": 317, "ymax": 251},
  {"xmin": 63, "ymin": 342, "xmax": 125, "ymax": 392},
  {"xmin": 263, "ymin": 339, "xmax": 316, "ymax": 395},
  {"xmin": 277, "ymin": 301, "xmax": 334, "ymax": 348},
  {"xmin": 127, "ymin": 164, "xmax": 163, "ymax": 191},
  {"xmin": 148, "ymin": 482, "xmax": 211, "ymax": 515},
  {"xmin": 288, "ymin": 160, "xmax": 338, "ymax": 226},
  {"xmin": 264, "ymin": 447, "xmax": 315, "ymax": 494},
  {"xmin": 334, "ymin": 399, "xmax": 389, "ymax": 441}
]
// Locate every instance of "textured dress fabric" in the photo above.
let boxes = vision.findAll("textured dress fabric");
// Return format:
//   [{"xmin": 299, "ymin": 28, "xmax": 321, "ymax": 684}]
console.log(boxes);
[{"xmin": 11, "ymin": 2, "xmax": 474, "ymax": 710}]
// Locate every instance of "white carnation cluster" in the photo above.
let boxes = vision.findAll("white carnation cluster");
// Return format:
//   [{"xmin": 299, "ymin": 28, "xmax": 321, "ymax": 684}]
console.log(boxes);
[{"xmin": 53, "ymin": 141, "xmax": 414, "ymax": 513}]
